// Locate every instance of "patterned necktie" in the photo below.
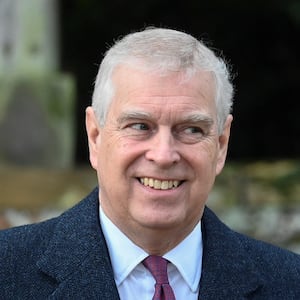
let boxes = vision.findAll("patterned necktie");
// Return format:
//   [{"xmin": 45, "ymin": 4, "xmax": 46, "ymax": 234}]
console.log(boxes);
[{"xmin": 143, "ymin": 255, "xmax": 176, "ymax": 300}]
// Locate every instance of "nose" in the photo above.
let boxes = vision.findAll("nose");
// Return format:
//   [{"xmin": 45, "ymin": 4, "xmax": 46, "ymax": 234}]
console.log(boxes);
[{"xmin": 145, "ymin": 127, "xmax": 180, "ymax": 167}]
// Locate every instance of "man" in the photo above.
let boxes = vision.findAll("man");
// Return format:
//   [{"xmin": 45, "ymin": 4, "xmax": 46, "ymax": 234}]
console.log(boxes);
[{"xmin": 1, "ymin": 27, "xmax": 300, "ymax": 299}]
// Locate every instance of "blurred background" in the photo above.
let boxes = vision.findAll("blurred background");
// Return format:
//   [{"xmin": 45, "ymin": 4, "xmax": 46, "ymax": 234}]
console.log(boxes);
[{"xmin": 0, "ymin": 0, "xmax": 300, "ymax": 252}]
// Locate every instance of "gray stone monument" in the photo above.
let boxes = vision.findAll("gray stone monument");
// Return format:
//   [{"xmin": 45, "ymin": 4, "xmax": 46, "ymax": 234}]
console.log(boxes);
[{"xmin": 0, "ymin": 0, "xmax": 75, "ymax": 168}]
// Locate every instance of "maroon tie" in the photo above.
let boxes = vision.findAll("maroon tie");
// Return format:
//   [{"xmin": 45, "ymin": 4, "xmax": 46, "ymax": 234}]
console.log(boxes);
[{"xmin": 143, "ymin": 255, "xmax": 176, "ymax": 300}]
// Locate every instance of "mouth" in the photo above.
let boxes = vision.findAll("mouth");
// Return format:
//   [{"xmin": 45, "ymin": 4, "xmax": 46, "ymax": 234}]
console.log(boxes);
[{"xmin": 138, "ymin": 177, "xmax": 184, "ymax": 190}]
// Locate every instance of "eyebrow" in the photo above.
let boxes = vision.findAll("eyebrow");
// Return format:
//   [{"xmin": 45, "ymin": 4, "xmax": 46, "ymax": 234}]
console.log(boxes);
[
  {"xmin": 181, "ymin": 113, "xmax": 214, "ymax": 126},
  {"xmin": 117, "ymin": 111, "xmax": 153, "ymax": 124},
  {"xmin": 117, "ymin": 110, "xmax": 214, "ymax": 126}
]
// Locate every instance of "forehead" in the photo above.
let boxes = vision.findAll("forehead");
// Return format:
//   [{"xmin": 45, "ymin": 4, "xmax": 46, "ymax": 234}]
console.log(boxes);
[{"xmin": 109, "ymin": 65, "xmax": 216, "ymax": 117}]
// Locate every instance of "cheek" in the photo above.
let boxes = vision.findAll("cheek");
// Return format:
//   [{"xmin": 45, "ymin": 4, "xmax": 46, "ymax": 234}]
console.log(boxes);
[
  {"xmin": 186, "ymin": 145, "xmax": 220, "ymax": 190},
  {"xmin": 190, "ymin": 142, "xmax": 219, "ymax": 167},
  {"xmin": 98, "ymin": 131, "xmax": 124, "ymax": 158},
  {"xmin": 95, "ymin": 135, "xmax": 121, "ymax": 181},
  {"xmin": 98, "ymin": 136, "xmax": 142, "ymax": 176}
]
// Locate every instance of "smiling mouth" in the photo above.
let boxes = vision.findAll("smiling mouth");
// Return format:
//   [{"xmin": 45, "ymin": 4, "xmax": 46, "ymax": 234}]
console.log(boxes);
[{"xmin": 138, "ymin": 177, "xmax": 183, "ymax": 190}]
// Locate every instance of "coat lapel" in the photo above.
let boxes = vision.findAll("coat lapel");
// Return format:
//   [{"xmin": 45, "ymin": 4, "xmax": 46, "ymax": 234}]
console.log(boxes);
[
  {"xmin": 199, "ymin": 207, "xmax": 265, "ymax": 299},
  {"xmin": 37, "ymin": 188, "xmax": 120, "ymax": 299}
]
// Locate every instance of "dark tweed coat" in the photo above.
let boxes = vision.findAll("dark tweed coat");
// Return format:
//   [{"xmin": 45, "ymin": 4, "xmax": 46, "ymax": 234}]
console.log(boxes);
[{"xmin": 1, "ymin": 188, "xmax": 300, "ymax": 299}]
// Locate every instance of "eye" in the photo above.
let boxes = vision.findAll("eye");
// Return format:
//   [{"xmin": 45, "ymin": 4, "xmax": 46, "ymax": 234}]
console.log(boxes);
[
  {"xmin": 174, "ymin": 125, "xmax": 205, "ymax": 144},
  {"xmin": 183, "ymin": 126, "xmax": 203, "ymax": 134},
  {"xmin": 122, "ymin": 122, "xmax": 152, "ymax": 140},
  {"xmin": 129, "ymin": 123, "xmax": 149, "ymax": 131}
]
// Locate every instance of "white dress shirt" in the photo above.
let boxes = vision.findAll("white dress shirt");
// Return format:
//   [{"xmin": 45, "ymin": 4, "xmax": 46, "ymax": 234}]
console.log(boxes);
[{"xmin": 100, "ymin": 206, "xmax": 203, "ymax": 300}]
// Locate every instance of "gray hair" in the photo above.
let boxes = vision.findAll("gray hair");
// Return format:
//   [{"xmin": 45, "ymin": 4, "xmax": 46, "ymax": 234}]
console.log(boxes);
[{"xmin": 92, "ymin": 27, "xmax": 234, "ymax": 134}]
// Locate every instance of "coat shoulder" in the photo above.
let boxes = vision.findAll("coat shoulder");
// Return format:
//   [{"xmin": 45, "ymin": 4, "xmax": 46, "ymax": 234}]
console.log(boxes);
[
  {"xmin": 202, "ymin": 207, "xmax": 300, "ymax": 298},
  {"xmin": 0, "ymin": 187, "xmax": 99, "ymax": 260},
  {"xmin": 238, "ymin": 227, "xmax": 300, "ymax": 278},
  {"xmin": 0, "ymin": 216, "xmax": 57, "ymax": 261},
  {"xmin": 0, "ymin": 188, "xmax": 101, "ymax": 298}
]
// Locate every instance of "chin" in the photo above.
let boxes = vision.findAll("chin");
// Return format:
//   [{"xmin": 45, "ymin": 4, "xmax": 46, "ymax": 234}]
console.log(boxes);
[{"xmin": 135, "ymin": 212, "xmax": 184, "ymax": 229}]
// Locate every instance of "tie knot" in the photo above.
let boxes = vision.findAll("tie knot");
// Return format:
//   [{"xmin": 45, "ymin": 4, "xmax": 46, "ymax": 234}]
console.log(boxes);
[{"xmin": 143, "ymin": 255, "xmax": 169, "ymax": 284}]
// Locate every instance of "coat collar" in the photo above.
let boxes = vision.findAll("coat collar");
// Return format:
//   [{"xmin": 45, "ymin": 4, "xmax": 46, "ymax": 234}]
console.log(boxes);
[
  {"xmin": 199, "ymin": 207, "xmax": 265, "ymax": 299},
  {"xmin": 37, "ymin": 188, "xmax": 120, "ymax": 299}
]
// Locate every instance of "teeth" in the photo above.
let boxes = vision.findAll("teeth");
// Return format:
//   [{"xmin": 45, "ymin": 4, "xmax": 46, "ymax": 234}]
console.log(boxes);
[
  {"xmin": 161, "ymin": 181, "xmax": 169, "ymax": 190},
  {"xmin": 149, "ymin": 178, "xmax": 154, "ymax": 187},
  {"xmin": 173, "ymin": 181, "xmax": 179, "ymax": 187},
  {"xmin": 139, "ymin": 177, "xmax": 181, "ymax": 190},
  {"xmin": 154, "ymin": 180, "xmax": 160, "ymax": 189}
]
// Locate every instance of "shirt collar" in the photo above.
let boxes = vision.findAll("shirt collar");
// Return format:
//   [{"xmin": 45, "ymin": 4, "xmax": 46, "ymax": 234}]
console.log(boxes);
[
  {"xmin": 164, "ymin": 222, "xmax": 203, "ymax": 292},
  {"xmin": 100, "ymin": 205, "xmax": 202, "ymax": 292},
  {"xmin": 100, "ymin": 206, "xmax": 148, "ymax": 285}
]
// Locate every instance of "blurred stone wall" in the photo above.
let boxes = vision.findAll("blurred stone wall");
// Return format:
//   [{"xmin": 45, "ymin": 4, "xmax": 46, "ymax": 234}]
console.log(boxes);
[
  {"xmin": 0, "ymin": 0, "xmax": 75, "ymax": 168},
  {"xmin": 210, "ymin": 160, "xmax": 300, "ymax": 254}
]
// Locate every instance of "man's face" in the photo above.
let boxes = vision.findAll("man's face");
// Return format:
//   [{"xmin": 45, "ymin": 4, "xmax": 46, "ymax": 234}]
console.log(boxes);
[{"xmin": 86, "ymin": 65, "xmax": 232, "ymax": 245}]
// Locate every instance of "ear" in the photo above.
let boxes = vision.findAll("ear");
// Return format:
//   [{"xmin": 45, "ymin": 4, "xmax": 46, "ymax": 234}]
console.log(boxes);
[
  {"xmin": 85, "ymin": 106, "xmax": 101, "ymax": 170},
  {"xmin": 216, "ymin": 114, "xmax": 233, "ymax": 175}
]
